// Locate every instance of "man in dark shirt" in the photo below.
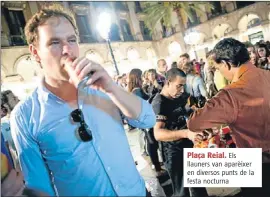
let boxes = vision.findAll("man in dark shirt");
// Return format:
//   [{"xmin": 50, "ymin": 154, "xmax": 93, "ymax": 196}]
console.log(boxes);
[{"xmin": 152, "ymin": 68, "xmax": 208, "ymax": 197}]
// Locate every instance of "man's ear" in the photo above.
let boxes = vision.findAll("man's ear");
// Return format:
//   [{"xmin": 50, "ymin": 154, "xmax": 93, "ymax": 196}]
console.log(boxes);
[{"xmin": 29, "ymin": 44, "xmax": 40, "ymax": 63}]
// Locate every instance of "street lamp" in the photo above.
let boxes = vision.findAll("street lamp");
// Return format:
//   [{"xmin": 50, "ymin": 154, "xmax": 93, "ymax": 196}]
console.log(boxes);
[{"xmin": 97, "ymin": 12, "xmax": 120, "ymax": 75}]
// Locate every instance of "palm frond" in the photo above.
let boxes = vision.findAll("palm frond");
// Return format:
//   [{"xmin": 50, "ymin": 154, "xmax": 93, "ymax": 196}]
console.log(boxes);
[
  {"xmin": 190, "ymin": 3, "xmax": 214, "ymax": 16},
  {"xmin": 143, "ymin": 3, "xmax": 172, "ymax": 33},
  {"xmin": 142, "ymin": 2, "xmax": 214, "ymax": 34},
  {"xmin": 179, "ymin": 2, "xmax": 195, "ymax": 22}
]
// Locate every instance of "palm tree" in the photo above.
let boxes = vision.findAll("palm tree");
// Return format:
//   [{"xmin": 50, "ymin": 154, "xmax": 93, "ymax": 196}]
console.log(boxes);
[
  {"xmin": 141, "ymin": 2, "xmax": 213, "ymax": 51},
  {"xmin": 142, "ymin": 2, "xmax": 213, "ymax": 32}
]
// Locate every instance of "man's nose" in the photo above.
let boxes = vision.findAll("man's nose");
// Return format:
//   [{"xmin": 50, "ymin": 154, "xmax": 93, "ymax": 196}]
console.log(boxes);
[
  {"xmin": 180, "ymin": 87, "xmax": 184, "ymax": 93},
  {"xmin": 62, "ymin": 42, "xmax": 73, "ymax": 56}
]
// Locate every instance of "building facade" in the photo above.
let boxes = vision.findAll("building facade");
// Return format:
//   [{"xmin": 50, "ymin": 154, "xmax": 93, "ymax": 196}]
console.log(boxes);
[{"xmin": 1, "ymin": 1, "xmax": 270, "ymax": 99}]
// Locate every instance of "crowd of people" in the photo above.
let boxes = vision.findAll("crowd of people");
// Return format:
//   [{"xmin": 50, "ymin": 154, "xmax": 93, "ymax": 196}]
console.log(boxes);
[{"xmin": 1, "ymin": 3, "xmax": 270, "ymax": 197}]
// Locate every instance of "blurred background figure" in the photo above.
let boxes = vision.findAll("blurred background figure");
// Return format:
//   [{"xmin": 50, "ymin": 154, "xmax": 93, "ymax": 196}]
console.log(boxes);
[
  {"xmin": 121, "ymin": 73, "xmax": 127, "ymax": 88},
  {"xmin": 171, "ymin": 62, "xmax": 177, "ymax": 69},
  {"xmin": 178, "ymin": 53, "xmax": 190, "ymax": 69},
  {"xmin": 127, "ymin": 69, "xmax": 149, "ymax": 156},
  {"xmin": 1, "ymin": 90, "xmax": 20, "ymax": 167},
  {"xmin": 156, "ymin": 59, "xmax": 168, "ymax": 86},
  {"xmin": 143, "ymin": 69, "xmax": 162, "ymax": 99},
  {"xmin": 1, "ymin": 132, "xmax": 24, "ymax": 197},
  {"xmin": 1, "ymin": 133, "xmax": 47, "ymax": 197},
  {"xmin": 142, "ymin": 70, "xmax": 149, "ymax": 87},
  {"xmin": 244, "ymin": 42, "xmax": 258, "ymax": 67},
  {"xmin": 181, "ymin": 62, "xmax": 208, "ymax": 108},
  {"xmin": 204, "ymin": 51, "xmax": 218, "ymax": 98},
  {"xmin": 256, "ymin": 43, "xmax": 270, "ymax": 70},
  {"xmin": 127, "ymin": 69, "xmax": 149, "ymax": 100}
]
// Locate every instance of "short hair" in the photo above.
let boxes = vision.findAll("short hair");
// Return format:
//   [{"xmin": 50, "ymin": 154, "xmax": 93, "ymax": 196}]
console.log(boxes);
[
  {"xmin": 181, "ymin": 62, "xmax": 195, "ymax": 74},
  {"xmin": 157, "ymin": 59, "xmax": 166, "ymax": 66},
  {"xmin": 148, "ymin": 69, "xmax": 157, "ymax": 74},
  {"xmin": 24, "ymin": 3, "xmax": 79, "ymax": 45},
  {"xmin": 1, "ymin": 90, "xmax": 13, "ymax": 112},
  {"xmin": 171, "ymin": 62, "xmax": 177, "ymax": 68},
  {"xmin": 212, "ymin": 38, "xmax": 250, "ymax": 67},
  {"xmin": 1, "ymin": 90, "xmax": 12, "ymax": 105},
  {"xmin": 166, "ymin": 68, "xmax": 186, "ymax": 82},
  {"xmin": 147, "ymin": 69, "xmax": 158, "ymax": 79},
  {"xmin": 180, "ymin": 53, "xmax": 190, "ymax": 59}
]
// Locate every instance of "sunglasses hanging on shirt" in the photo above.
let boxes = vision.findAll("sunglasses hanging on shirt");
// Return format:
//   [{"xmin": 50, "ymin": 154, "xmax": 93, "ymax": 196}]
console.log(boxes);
[
  {"xmin": 70, "ymin": 108, "xmax": 92, "ymax": 142},
  {"xmin": 70, "ymin": 72, "xmax": 94, "ymax": 142}
]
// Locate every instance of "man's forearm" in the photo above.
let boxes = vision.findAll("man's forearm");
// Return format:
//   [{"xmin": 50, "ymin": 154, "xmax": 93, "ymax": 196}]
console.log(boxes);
[
  {"xmin": 188, "ymin": 89, "xmax": 236, "ymax": 132},
  {"xmin": 107, "ymin": 84, "xmax": 142, "ymax": 119},
  {"xmin": 154, "ymin": 128, "xmax": 189, "ymax": 142}
]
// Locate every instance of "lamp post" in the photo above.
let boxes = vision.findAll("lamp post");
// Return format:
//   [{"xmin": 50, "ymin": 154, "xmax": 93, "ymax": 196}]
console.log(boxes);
[{"xmin": 97, "ymin": 12, "xmax": 120, "ymax": 75}]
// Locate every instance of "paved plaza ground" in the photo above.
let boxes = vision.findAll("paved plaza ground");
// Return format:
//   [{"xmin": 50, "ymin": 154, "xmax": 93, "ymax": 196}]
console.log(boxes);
[{"xmin": 126, "ymin": 128, "xmax": 241, "ymax": 197}]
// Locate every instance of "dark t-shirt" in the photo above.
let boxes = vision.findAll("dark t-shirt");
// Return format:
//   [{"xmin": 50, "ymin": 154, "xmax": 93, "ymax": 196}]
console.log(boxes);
[{"xmin": 152, "ymin": 93, "xmax": 193, "ymax": 156}]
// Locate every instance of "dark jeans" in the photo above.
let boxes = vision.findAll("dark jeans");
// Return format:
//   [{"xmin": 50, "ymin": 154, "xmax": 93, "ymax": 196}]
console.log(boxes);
[
  {"xmin": 164, "ymin": 149, "xmax": 208, "ymax": 197},
  {"xmin": 145, "ymin": 129, "xmax": 162, "ymax": 171},
  {"xmin": 241, "ymin": 163, "xmax": 270, "ymax": 197}
]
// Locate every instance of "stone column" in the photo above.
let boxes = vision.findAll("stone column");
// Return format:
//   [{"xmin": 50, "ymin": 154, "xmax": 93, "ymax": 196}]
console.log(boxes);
[{"xmin": 126, "ymin": 2, "xmax": 143, "ymax": 41}]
